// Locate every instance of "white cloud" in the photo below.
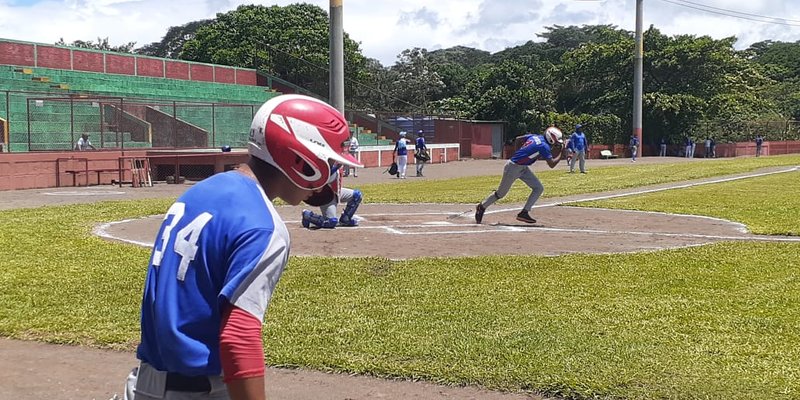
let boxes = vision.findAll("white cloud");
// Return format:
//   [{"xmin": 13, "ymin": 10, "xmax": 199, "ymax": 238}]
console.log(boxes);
[{"xmin": 0, "ymin": 0, "xmax": 797, "ymax": 66}]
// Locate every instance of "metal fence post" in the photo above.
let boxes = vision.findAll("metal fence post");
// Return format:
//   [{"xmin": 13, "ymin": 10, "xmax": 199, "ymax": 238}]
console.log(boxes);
[
  {"xmin": 26, "ymin": 99, "xmax": 31, "ymax": 151},
  {"xmin": 172, "ymin": 101, "xmax": 178, "ymax": 148},
  {"xmin": 5, "ymin": 91, "xmax": 9, "ymax": 152},
  {"xmin": 211, "ymin": 103, "xmax": 216, "ymax": 148},
  {"xmin": 70, "ymin": 97, "xmax": 75, "ymax": 147}
]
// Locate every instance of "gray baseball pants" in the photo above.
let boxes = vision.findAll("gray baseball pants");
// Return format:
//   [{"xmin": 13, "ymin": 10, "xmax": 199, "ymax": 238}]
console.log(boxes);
[
  {"xmin": 124, "ymin": 362, "xmax": 229, "ymax": 400},
  {"xmin": 480, "ymin": 161, "xmax": 544, "ymax": 212}
]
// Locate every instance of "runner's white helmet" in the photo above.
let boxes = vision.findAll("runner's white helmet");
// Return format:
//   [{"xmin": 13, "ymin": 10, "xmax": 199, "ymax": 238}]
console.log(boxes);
[
  {"xmin": 544, "ymin": 126, "xmax": 564, "ymax": 145},
  {"xmin": 248, "ymin": 94, "xmax": 362, "ymax": 190}
]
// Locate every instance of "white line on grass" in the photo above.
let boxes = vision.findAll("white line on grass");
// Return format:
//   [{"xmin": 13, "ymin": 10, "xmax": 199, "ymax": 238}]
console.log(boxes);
[
  {"xmin": 351, "ymin": 223, "xmax": 800, "ymax": 242},
  {"xmin": 484, "ymin": 165, "xmax": 800, "ymax": 216}
]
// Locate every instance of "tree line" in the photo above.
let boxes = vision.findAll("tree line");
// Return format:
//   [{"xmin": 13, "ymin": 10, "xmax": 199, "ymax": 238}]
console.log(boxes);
[{"xmin": 58, "ymin": 3, "xmax": 800, "ymax": 144}]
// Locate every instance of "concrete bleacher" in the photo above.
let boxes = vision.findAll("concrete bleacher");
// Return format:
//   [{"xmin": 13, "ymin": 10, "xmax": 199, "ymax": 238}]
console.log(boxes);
[
  {"xmin": 0, "ymin": 65, "xmax": 279, "ymax": 151},
  {"xmin": 350, "ymin": 124, "xmax": 393, "ymax": 146}
]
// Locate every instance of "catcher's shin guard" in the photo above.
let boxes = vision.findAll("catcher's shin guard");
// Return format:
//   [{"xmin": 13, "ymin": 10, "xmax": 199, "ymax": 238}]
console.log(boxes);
[
  {"xmin": 339, "ymin": 189, "xmax": 362, "ymax": 226},
  {"xmin": 302, "ymin": 210, "xmax": 338, "ymax": 229}
]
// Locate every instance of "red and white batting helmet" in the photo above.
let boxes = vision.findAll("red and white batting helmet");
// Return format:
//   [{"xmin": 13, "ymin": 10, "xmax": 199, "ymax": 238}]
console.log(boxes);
[
  {"xmin": 248, "ymin": 94, "xmax": 363, "ymax": 190},
  {"xmin": 544, "ymin": 126, "xmax": 564, "ymax": 145}
]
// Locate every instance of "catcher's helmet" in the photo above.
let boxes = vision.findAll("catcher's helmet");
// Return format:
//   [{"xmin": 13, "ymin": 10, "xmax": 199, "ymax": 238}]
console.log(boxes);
[
  {"xmin": 544, "ymin": 126, "xmax": 564, "ymax": 145},
  {"xmin": 248, "ymin": 94, "xmax": 362, "ymax": 190}
]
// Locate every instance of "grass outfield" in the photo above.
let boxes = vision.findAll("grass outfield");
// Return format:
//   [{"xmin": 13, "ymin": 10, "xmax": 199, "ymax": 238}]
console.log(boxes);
[
  {"xmin": 360, "ymin": 153, "xmax": 800, "ymax": 203},
  {"xmin": 0, "ymin": 158, "xmax": 799, "ymax": 399},
  {"xmin": 574, "ymin": 170, "xmax": 800, "ymax": 236}
]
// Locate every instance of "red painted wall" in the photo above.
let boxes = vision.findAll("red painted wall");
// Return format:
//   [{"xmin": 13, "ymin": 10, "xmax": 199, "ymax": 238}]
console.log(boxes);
[
  {"xmin": 37, "ymin": 46, "xmax": 71, "ymax": 69},
  {"xmin": 214, "ymin": 67, "xmax": 235, "ymax": 84},
  {"xmin": 0, "ymin": 39, "xmax": 260, "ymax": 86},
  {"xmin": 0, "ymin": 150, "xmax": 147, "ymax": 190},
  {"xmin": 0, "ymin": 42, "xmax": 35, "ymax": 66},
  {"xmin": 72, "ymin": 50, "xmax": 104, "ymax": 73},
  {"xmin": 105, "ymin": 54, "xmax": 136, "ymax": 75},
  {"xmin": 137, "ymin": 57, "xmax": 164, "ymax": 78},
  {"xmin": 236, "ymin": 69, "xmax": 257, "ymax": 85},
  {"xmin": 191, "ymin": 64, "xmax": 214, "ymax": 82},
  {"xmin": 165, "ymin": 60, "xmax": 190, "ymax": 80}
]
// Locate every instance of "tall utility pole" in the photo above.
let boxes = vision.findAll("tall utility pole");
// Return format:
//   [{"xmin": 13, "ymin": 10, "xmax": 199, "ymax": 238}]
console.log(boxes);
[
  {"xmin": 329, "ymin": 0, "xmax": 345, "ymax": 113},
  {"xmin": 633, "ymin": 0, "xmax": 644, "ymax": 146}
]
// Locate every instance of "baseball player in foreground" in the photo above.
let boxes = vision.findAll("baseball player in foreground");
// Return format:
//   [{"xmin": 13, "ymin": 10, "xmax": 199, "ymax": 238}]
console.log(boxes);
[
  {"xmin": 301, "ymin": 167, "xmax": 362, "ymax": 228},
  {"xmin": 475, "ymin": 126, "xmax": 565, "ymax": 224},
  {"xmin": 123, "ymin": 94, "xmax": 362, "ymax": 400}
]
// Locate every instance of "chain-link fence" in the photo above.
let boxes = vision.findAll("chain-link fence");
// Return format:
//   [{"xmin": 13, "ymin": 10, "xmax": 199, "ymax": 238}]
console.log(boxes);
[{"xmin": 0, "ymin": 91, "xmax": 259, "ymax": 152}]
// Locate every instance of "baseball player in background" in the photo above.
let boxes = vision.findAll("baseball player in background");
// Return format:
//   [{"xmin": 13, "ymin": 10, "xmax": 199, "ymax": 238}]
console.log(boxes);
[
  {"xmin": 568, "ymin": 124, "xmax": 588, "ymax": 173},
  {"xmin": 123, "ymin": 94, "xmax": 362, "ymax": 400},
  {"xmin": 394, "ymin": 131, "xmax": 410, "ymax": 179},
  {"xmin": 415, "ymin": 129, "xmax": 428, "ymax": 177},
  {"xmin": 475, "ymin": 126, "xmax": 565, "ymax": 224},
  {"xmin": 301, "ymin": 168, "xmax": 362, "ymax": 228}
]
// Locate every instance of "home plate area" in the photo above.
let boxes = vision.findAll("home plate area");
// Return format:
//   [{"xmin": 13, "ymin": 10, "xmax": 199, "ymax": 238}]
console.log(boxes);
[
  {"xmin": 98, "ymin": 202, "xmax": 772, "ymax": 260},
  {"xmin": 272, "ymin": 203, "xmax": 758, "ymax": 258}
]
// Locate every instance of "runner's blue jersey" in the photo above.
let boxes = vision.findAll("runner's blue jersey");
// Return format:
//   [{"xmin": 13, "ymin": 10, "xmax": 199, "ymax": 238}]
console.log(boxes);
[
  {"xmin": 510, "ymin": 134, "xmax": 553, "ymax": 166},
  {"xmin": 136, "ymin": 171, "xmax": 290, "ymax": 376}
]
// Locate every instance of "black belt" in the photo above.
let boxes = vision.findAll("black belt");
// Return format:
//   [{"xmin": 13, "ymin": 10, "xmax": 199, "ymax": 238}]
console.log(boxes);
[{"xmin": 165, "ymin": 372, "xmax": 212, "ymax": 392}]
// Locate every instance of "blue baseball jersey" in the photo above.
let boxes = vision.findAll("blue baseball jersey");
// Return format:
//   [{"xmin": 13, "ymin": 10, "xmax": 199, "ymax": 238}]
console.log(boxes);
[
  {"xmin": 415, "ymin": 137, "xmax": 426, "ymax": 150},
  {"xmin": 510, "ymin": 134, "xmax": 553, "ymax": 166},
  {"xmin": 396, "ymin": 138, "xmax": 408, "ymax": 156},
  {"xmin": 570, "ymin": 132, "xmax": 587, "ymax": 151},
  {"xmin": 136, "ymin": 171, "xmax": 290, "ymax": 376}
]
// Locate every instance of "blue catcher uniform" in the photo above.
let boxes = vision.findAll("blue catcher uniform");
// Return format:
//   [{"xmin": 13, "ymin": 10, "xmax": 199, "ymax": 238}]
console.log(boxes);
[
  {"xmin": 137, "ymin": 171, "xmax": 289, "ymax": 377},
  {"xmin": 302, "ymin": 170, "xmax": 362, "ymax": 228}
]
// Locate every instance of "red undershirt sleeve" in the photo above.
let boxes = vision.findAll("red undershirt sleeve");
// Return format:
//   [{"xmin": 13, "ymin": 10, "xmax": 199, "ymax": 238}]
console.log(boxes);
[{"xmin": 219, "ymin": 304, "xmax": 265, "ymax": 383}]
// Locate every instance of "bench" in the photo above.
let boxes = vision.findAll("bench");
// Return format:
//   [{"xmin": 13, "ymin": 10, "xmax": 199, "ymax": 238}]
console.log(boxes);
[
  {"xmin": 62, "ymin": 168, "xmax": 121, "ymax": 187},
  {"xmin": 600, "ymin": 150, "xmax": 619, "ymax": 159}
]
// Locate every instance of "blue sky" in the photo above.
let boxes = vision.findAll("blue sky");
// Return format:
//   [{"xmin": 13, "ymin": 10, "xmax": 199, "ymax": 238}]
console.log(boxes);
[{"xmin": 0, "ymin": 0, "xmax": 798, "ymax": 66}]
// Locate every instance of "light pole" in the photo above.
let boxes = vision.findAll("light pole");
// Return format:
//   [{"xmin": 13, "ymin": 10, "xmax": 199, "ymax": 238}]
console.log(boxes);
[
  {"xmin": 633, "ymin": 0, "xmax": 643, "ymax": 147},
  {"xmin": 329, "ymin": 0, "xmax": 345, "ymax": 113}
]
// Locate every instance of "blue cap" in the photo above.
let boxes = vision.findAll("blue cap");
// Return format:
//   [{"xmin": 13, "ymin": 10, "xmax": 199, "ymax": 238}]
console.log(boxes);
[{"xmin": 575, "ymin": 124, "xmax": 582, "ymax": 129}]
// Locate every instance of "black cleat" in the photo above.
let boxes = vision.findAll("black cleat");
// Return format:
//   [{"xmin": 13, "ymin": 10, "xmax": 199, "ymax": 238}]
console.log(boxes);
[
  {"xmin": 475, "ymin": 204, "xmax": 486, "ymax": 224},
  {"xmin": 516, "ymin": 210, "xmax": 536, "ymax": 224}
]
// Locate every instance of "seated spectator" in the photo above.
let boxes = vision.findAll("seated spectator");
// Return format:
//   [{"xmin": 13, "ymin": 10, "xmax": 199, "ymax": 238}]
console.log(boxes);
[{"xmin": 74, "ymin": 133, "xmax": 96, "ymax": 151}]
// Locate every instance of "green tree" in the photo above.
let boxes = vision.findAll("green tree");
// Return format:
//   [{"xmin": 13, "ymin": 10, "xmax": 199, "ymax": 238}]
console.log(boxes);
[
  {"xmin": 747, "ymin": 40, "xmax": 800, "ymax": 121},
  {"xmin": 388, "ymin": 48, "xmax": 445, "ymax": 110},
  {"xmin": 136, "ymin": 20, "xmax": 212, "ymax": 58},
  {"xmin": 55, "ymin": 37, "xmax": 136, "ymax": 53},
  {"xmin": 464, "ymin": 60, "xmax": 557, "ymax": 137},
  {"xmin": 180, "ymin": 3, "xmax": 367, "ymax": 100}
]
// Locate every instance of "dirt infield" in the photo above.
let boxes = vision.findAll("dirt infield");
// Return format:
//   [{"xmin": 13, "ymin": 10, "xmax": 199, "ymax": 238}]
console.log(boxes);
[
  {"xmin": 100, "ymin": 202, "xmax": 759, "ymax": 259},
  {"xmin": 1, "ymin": 156, "xmax": 797, "ymax": 400}
]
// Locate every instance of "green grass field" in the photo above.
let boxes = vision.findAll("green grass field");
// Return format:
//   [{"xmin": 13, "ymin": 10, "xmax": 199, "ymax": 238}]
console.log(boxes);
[
  {"xmin": 1, "ymin": 156, "xmax": 799, "ymax": 399},
  {"xmin": 573, "ymin": 170, "xmax": 800, "ymax": 236},
  {"xmin": 360, "ymin": 154, "xmax": 800, "ymax": 204}
]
